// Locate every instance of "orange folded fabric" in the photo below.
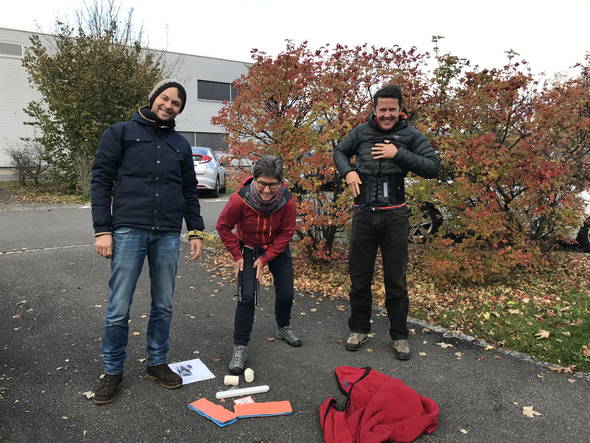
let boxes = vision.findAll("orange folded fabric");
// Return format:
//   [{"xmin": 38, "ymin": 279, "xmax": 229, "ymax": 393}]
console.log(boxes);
[
  {"xmin": 188, "ymin": 398, "xmax": 237, "ymax": 427},
  {"xmin": 234, "ymin": 400, "xmax": 293, "ymax": 418}
]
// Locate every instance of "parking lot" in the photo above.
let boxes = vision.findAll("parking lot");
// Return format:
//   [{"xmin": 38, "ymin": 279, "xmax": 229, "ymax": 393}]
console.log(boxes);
[{"xmin": 1, "ymin": 203, "xmax": 590, "ymax": 442}]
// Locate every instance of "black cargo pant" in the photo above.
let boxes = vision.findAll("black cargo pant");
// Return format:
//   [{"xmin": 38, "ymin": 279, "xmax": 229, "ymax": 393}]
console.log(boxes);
[
  {"xmin": 233, "ymin": 246, "xmax": 295, "ymax": 345},
  {"xmin": 348, "ymin": 206, "xmax": 410, "ymax": 340}
]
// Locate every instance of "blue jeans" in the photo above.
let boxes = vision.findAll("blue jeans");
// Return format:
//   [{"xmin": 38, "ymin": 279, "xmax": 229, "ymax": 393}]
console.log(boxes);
[
  {"xmin": 233, "ymin": 246, "xmax": 294, "ymax": 345},
  {"xmin": 102, "ymin": 227, "xmax": 180, "ymax": 374}
]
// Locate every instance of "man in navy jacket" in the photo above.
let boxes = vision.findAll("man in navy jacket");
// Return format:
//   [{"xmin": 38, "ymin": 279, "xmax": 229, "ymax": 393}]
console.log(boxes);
[{"xmin": 91, "ymin": 79, "xmax": 204, "ymax": 404}]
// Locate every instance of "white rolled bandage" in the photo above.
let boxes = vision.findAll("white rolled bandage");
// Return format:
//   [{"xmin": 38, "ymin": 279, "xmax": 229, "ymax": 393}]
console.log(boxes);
[
  {"xmin": 244, "ymin": 368, "xmax": 255, "ymax": 383},
  {"xmin": 223, "ymin": 375, "xmax": 239, "ymax": 386},
  {"xmin": 215, "ymin": 384, "xmax": 269, "ymax": 399}
]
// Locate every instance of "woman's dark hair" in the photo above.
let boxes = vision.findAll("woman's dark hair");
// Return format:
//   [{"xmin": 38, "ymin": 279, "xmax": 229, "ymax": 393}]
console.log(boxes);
[
  {"xmin": 373, "ymin": 85, "xmax": 403, "ymax": 108},
  {"xmin": 253, "ymin": 155, "xmax": 283, "ymax": 181}
]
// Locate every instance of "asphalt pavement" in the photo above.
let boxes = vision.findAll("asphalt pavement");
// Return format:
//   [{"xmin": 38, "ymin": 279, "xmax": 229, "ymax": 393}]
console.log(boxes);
[{"xmin": 1, "ymin": 203, "xmax": 590, "ymax": 442}]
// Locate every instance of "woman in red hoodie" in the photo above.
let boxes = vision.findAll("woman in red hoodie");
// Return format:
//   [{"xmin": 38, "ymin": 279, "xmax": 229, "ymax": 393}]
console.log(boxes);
[{"xmin": 216, "ymin": 155, "xmax": 301, "ymax": 374}]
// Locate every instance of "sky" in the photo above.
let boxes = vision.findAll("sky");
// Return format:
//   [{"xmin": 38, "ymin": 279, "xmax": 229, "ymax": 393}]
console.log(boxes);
[{"xmin": 2, "ymin": 0, "xmax": 589, "ymax": 78}]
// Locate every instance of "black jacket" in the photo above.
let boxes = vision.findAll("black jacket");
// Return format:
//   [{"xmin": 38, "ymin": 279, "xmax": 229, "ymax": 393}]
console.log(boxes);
[
  {"xmin": 333, "ymin": 114, "xmax": 440, "ymax": 205},
  {"xmin": 91, "ymin": 110, "xmax": 204, "ymax": 234}
]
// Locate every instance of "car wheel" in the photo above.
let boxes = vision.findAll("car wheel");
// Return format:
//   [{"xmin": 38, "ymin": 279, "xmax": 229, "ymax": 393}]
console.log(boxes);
[
  {"xmin": 576, "ymin": 223, "xmax": 590, "ymax": 252},
  {"xmin": 220, "ymin": 177, "xmax": 226, "ymax": 194},
  {"xmin": 211, "ymin": 177, "xmax": 220, "ymax": 198},
  {"xmin": 409, "ymin": 204, "xmax": 443, "ymax": 243}
]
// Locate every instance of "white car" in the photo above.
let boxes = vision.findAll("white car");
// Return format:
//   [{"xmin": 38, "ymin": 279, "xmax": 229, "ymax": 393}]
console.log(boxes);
[{"xmin": 192, "ymin": 146, "xmax": 226, "ymax": 198}]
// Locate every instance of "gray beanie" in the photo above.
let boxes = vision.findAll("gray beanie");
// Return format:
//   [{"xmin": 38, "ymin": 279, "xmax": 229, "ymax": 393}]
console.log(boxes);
[{"xmin": 148, "ymin": 79, "xmax": 187, "ymax": 113}]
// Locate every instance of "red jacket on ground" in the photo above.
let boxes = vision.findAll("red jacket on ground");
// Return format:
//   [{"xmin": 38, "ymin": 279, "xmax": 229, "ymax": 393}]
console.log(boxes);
[
  {"xmin": 216, "ymin": 177, "xmax": 297, "ymax": 265},
  {"xmin": 320, "ymin": 367, "xmax": 439, "ymax": 443}
]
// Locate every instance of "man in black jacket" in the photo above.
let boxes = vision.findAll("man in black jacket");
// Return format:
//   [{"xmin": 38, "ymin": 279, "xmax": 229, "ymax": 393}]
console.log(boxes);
[
  {"xmin": 91, "ymin": 79, "xmax": 204, "ymax": 404},
  {"xmin": 333, "ymin": 85, "xmax": 440, "ymax": 360}
]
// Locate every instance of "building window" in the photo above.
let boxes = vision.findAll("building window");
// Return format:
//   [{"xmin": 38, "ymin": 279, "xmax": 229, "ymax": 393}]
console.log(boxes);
[
  {"xmin": 178, "ymin": 131, "xmax": 227, "ymax": 151},
  {"xmin": 195, "ymin": 132, "xmax": 227, "ymax": 151},
  {"xmin": 178, "ymin": 131, "xmax": 196, "ymax": 145},
  {"xmin": 0, "ymin": 41, "xmax": 23, "ymax": 58},
  {"xmin": 197, "ymin": 80, "xmax": 238, "ymax": 102}
]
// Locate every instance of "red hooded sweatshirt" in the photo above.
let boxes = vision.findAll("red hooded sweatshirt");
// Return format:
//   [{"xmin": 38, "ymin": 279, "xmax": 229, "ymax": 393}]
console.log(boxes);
[
  {"xmin": 216, "ymin": 177, "xmax": 296, "ymax": 265},
  {"xmin": 320, "ymin": 367, "xmax": 439, "ymax": 443}
]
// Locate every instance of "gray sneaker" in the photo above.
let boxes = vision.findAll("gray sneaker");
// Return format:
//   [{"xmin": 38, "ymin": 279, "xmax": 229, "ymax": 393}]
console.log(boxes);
[
  {"xmin": 228, "ymin": 345, "xmax": 248, "ymax": 375},
  {"xmin": 276, "ymin": 325, "xmax": 302, "ymax": 347},
  {"xmin": 345, "ymin": 332, "xmax": 368, "ymax": 351},
  {"xmin": 392, "ymin": 339, "xmax": 411, "ymax": 360}
]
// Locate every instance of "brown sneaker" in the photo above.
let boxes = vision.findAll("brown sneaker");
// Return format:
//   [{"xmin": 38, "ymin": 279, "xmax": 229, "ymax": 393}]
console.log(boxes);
[
  {"xmin": 345, "ymin": 332, "xmax": 368, "ymax": 351},
  {"xmin": 94, "ymin": 373, "xmax": 123, "ymax": 405},
  {"xmin": 145, "ymin": 364, "xmax": 182, "ymax": 389},
  {"xmin": 392, "ymin": 339, "xmax": 411, "ymax": 360}
]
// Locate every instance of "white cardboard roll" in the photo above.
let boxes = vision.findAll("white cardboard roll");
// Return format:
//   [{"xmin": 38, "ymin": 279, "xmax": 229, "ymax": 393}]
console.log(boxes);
[
  {"xmin": 244, "ymin": 368, "xmax": 255, "ymax": 383},
  {"xmin": 215, "ymin": 384, "xmax": 269, "ymax": 399}
]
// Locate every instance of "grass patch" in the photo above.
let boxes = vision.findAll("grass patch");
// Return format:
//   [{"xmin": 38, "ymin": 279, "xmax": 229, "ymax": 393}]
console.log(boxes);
[{"xmin": 0, "ymin": 181, "xmax": 87, "ymax": 205}]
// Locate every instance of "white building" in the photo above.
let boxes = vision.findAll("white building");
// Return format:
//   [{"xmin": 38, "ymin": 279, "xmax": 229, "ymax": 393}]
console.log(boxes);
[{"xmin": 0, "ymin": 27, "xmax": 249, "ymax": 177}]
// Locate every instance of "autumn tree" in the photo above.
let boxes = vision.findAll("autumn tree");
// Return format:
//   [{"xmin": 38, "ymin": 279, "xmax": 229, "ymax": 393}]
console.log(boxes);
[
  {"xmin": 22, "ymin": 0, "xmax": 162, "ymax": 194},
  {"xmin": 213, "ymin": 41, "xmax": 430, "ymax": 261},
  {"xmin": 418, "ymin": 52, "xmax": 590, "ymax": 284}
]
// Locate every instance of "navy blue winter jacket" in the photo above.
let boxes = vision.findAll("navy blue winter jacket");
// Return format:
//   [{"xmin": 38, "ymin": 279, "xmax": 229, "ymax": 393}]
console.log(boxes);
[{"xmin": 91, "ymin": 109, "xmax": 204, "ymax": 234}]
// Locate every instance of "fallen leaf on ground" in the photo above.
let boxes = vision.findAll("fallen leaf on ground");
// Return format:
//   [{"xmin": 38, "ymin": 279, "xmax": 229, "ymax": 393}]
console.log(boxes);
[
  {"xmin": 459, "ymin": 428, "xmax": 468, "ymax": 434},
  {"xmin": 476, "ymin": 355, "xmax": 485, "ymax": 361},
  {"xmin": 310, "ymin": 308, "xmax": 317, "ymax": 312},
  {"xmin": 536, "ymin": 373, "xmax": 544, "ymax": 380},
  {"xmin": 367, "ymin": 333, "xmax": 375, "ymax": 338},
  {"xmin": 436, "ymin": 342, "xmax": 453, "ymax": 349},
  {"xmin": 454, "ymin": 352, "xmax": 463, "ymax": 358},
  {"xmin": 522, "ymin": 406, "xmax": 541, "ymax": 418},
  {"xmin": 265, "ymin": 337, "xmax": 275, "ymax": 342},
  {"xmin": 535, "ymin": 330, "xmax": 550, "ymax": 339},
  {"xmin": 421, "ymin": 328, "xmax": 431, "ymax": 333},
  {"xmin": 581, "ymin": 346, "xmax": 590, "ymax": 357},
  {"xmin": 568, "ymin": 378, "xmax": 576, "ymax": 383},
  {"xmin": 132, "ymin": 331, "xmax": 141, "ymax": 336},
  {"xmin": 484, "ymin": 345, "xmax": 495, "ymax": 351},
  {"xmin": 140, "ymin": 314, "xmax": 147, "ymax": 318},
  {"xmin": 408, "ymin": 329, "xmax": 416, "ymax": 335},
  {"xmin": 367, "ymin": 348, "xmax": 373, "ymax": 352},
  {"xmin": 335, "ymin": 339, "xmax": 343, "ymax": 344},
  {"xmin": 336, "ymin": 305, "xmax": 346, "ymax": 311},
  {"xmin": 418, "ymin": 352, "xmax": 427, "ymax": 356},
  {"xmin": 212, "ymin": 357, "xmax": 221, "ymax": 362},
  {"xmin": 11, "ymin": 314, "xmax": 22, "ymax": 319},
  {"xmin": 82, "ymin": 391, "xmax": 94, "ymax": 399},
  {"xmin": 548, "ymin": 365, "xmax": 575, "ymax": 374},
  {"xmin": 138, "ymin": 358, "xmax": 145, "ymax": 363}
]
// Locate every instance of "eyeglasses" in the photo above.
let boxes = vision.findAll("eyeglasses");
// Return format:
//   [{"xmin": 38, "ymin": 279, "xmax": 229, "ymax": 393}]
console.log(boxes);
[{"xmin": 255, "ymin": 180, "xmax": 280, "ymax": 191}]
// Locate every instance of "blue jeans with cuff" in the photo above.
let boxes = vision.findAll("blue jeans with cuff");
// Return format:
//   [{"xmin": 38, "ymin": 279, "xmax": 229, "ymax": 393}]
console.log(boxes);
[{"xmin": 102, "ymin": 227, "xmax": 180, "ymax": 374}]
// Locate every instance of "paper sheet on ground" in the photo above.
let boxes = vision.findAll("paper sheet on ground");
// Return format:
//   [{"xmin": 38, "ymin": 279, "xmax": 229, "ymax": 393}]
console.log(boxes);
[{"xmin": 168, "ymin": 358, "xmax": 215, "ymax": 384}]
